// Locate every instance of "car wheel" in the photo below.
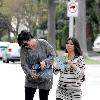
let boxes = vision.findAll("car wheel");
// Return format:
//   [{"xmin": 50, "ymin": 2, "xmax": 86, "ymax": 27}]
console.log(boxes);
[
  {"xmin": 12, "ymin": 61, "xmax": 15, "ymax": 63},
  {"xmin": 3, "ymin": 60, "xmax": 5, "ymax": 63},
  {"xmin": 5, "ymin": 59, "xmax": 9, "ymax": 63}
]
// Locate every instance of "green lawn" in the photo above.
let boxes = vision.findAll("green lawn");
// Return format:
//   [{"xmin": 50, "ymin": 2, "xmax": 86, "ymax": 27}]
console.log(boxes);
[{"xmin": 85, "ymin": 58, "xmax": 100, "ymax": 64}]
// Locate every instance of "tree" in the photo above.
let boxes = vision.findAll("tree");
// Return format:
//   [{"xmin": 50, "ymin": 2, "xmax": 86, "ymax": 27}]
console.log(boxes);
[
  {"xmin": 55, "ymin": 0, "xmax": 69, "ymax": 49},
  {"xmin": 75, "ymin": 0, "xmax": 88, "ymax": 57},
  {"xmin": 86, "ymin": 0, "xmax": 99, "ymax": 50},
  {"xmin": 0, "ymin": 0, "xmax": 3, "ymax": 7},
  {"xmin": 0, "ymin": 0, "xmax": 24, "ymax": 41},
  {"xmin": 47, "ymin": 0, "xmax": 56, "ymax": 49},
  {"xmin": 0, "ymin": 13, "xmax": 11, "ymax": 41}
]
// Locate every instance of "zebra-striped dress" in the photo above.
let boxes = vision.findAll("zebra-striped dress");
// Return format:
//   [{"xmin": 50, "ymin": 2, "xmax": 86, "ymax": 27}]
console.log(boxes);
[{"xmin": 54, "ymin": 56, "xmax": 85, "ymax": 100}]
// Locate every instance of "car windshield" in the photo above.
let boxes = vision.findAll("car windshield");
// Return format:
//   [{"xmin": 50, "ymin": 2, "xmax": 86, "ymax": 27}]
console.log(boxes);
[{"xmin": 0, "ymin": 46, "xmax": 7, "ymax": 51}]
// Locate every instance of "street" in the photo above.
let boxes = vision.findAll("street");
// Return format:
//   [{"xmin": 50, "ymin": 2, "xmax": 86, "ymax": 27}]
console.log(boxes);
[
  {"xmin": 0, "ymin": 60, "xmax": 100, "ymax": 100},
  {"xmin": 82, "ymin": 65, "xmax": 100, "ymax": 100}
]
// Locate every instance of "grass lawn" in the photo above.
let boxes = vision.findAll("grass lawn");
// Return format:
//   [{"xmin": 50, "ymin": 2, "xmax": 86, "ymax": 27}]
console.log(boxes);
[{"xmin": 85, "ymin": 58, "xmax": 100, "ymax": 64}]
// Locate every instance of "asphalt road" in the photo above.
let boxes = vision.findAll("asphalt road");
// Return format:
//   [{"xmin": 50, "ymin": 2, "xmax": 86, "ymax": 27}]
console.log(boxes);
[{"xmin": 0, "ymin": 61, "xmax": 100, "ymax": 100}]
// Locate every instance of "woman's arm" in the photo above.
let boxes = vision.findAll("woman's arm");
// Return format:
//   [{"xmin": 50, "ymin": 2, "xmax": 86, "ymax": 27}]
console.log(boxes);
[
  {"xmin": 67, "ymin": 56, "xmax": 85, "ymax": 80},
  {"xmin": 20, "ymin": 47, "xmax": 33, "ymax": 76},
  {"xmin": 53, "ymin": 62, "xmax": 60, "ymax": 75}
]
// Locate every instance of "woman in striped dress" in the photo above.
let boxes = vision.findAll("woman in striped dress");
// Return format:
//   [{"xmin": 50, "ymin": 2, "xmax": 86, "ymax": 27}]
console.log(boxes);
[{"xmin": 54, "ymin": 37, "xmax": 85, "ymax": 100}]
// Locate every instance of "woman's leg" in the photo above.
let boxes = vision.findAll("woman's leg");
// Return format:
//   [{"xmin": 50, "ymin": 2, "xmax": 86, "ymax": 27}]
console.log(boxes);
[
  {"xmin": 25, "ymin": 87, "xmax": 36, "ymax": 100},
  {"xmin": 39, "ymin": 89, "xmax": 50, "ymax": 100}
]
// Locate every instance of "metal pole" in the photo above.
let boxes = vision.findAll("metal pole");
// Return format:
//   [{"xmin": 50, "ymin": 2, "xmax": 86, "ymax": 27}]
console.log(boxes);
[
  {"xmin": 68, "ymin": 0, "xmax": 76, "ymax": 37},
  {"xmin": 69, "ymin": 17, "xmax": 74, "ymax": 37}
]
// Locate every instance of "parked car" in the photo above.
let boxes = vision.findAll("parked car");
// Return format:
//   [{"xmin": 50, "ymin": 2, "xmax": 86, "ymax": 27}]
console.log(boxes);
[
  {"xmin": 0, "ymin": 42, "xmax": 10, "ymax": 59},
  {"xmin": 2, "ymin": 43, "xmax": 20, "ymax": 63},
  {"xmin": 92, "ymin": 35, "xmax": 100, "ymax": 52}
]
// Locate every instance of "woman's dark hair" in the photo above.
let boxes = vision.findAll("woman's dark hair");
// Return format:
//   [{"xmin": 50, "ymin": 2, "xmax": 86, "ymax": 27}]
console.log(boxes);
[
  {"xmin": 17, "ymin": 30, "xmax": 33, "ymax": 46},
  {"xmin": 65, "ymin": 37, "xmax": 82, "ymax": 56}
]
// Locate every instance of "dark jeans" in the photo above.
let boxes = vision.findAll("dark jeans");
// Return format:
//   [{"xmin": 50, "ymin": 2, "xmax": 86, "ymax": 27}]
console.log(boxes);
[{"xmin": 25, "ymin": 87, "xmax": 50, "ymax": 100}]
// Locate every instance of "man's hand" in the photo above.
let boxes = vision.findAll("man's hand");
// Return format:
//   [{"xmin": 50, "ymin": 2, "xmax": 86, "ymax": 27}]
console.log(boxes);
[
  {"xmin": 53, "ymin": 62, "xmax": 60, "ymax": 70},
  {"xmin": 31, "ymin": 70, "xmax": 38, "ymax": 79},
  {"xmin": 40, "ymin": 61, "xmax": 46, "ymax": 70}
]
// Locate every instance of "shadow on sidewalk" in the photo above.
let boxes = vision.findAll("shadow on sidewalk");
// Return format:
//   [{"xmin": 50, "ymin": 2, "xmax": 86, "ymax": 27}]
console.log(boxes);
[
  {"xmin": 88, "ymin": 51, "xmax": 100, "ymax": 57},
  {"xmin": 57, "ymin": 50, "xmax": 100, "ymax": 57}
]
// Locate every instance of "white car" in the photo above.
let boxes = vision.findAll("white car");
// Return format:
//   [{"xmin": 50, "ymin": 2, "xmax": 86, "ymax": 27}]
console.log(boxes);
[
  {"xmin": 2, "ymin": 43, "xmax": 20, "ymax": 63},
  {"xmin": 0, "ymin": 42, "xmax": 10, "ymax": 59},
  {"xmin": 92, "ymin": 35, "xmax": 100, "ymax": 52}
]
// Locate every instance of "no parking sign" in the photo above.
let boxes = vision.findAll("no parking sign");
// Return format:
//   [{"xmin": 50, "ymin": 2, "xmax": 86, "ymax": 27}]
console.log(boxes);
[{"xmin": 67, "ymin": 1, "xmax": 78, "ymax": 17}]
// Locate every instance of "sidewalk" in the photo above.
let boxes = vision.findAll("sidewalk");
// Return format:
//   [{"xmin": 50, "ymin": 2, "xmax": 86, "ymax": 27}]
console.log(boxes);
[
  {"xmin": 88, "ymin": 51, "xmax": 100, "ymax": 61},
  {"xmin": 57, "ymin": 50, "xmax": 100, "ymax": 61}
]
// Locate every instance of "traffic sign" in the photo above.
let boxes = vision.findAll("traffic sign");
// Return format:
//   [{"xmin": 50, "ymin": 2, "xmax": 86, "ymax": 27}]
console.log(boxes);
[{"xmin": 67, "ymin": 1, "xmax": 78, "ymax": 17}]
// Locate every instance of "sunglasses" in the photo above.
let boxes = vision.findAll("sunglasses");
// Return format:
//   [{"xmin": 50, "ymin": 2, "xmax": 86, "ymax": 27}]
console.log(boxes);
[{"xmin": 22, "ymin": 43, "xmax": 28, "ymax": 47}]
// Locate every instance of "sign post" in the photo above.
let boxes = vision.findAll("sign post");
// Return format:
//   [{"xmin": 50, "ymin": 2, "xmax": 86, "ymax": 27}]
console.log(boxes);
[
  {"xmin": 69, "ymin": 17, "xmax": 74, "ymax": 37},
  {"xmin": 67, "ymin": 0, "xmax": 78, "ymax": 37}
]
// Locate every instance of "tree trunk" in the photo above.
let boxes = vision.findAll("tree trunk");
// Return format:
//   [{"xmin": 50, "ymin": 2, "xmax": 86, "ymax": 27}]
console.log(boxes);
[
  {"xmin": 8, "ymin": 29, "xmax": 11, "ymax": 42},
  {"xmin": 75, "ymin": 0, "xmax": 88, "ymax": 57},
  {"xmin": 47, "ymin": 0, "xmax": 56, "ymax": 49},
  {"xmin": 86, "ymin": 22, "xmax": 94, "ymax": 51}
]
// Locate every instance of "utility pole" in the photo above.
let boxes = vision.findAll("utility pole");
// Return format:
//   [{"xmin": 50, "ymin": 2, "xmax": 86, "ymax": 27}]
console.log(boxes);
[{"xmin": 75, "ymin": 0, "xmax": 88, "ymax": 57}]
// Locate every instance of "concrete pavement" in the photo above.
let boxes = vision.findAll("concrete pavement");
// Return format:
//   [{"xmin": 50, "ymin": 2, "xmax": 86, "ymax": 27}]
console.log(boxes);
[
  {"xmin": 88, "ymin": 51, "xmax": 100, "ymax": 61},
  {"xmin": 0, "ymin": 52, "xmax": 100, "ymax": 100},
  {"xmin": 57, "ymin": 50, "xmax": 100, "ymax": 61}
]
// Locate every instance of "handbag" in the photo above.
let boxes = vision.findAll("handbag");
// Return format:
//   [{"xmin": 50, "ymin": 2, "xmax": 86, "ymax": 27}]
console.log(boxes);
[
  {"xmin": 54, "ymin": 56, "xmax": 68, "ymax": 72},
  {"xmin": 32, "ymin": 64, "xmax": 53, "ymax": 83}
]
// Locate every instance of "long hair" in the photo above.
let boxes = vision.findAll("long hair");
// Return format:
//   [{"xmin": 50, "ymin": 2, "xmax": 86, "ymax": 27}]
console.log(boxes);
[
  {"xmin": 17, "ymin": 30, "xmax": 33, "ymax": 46},
  {"xmin": 65, "ymin": 37, "xmax": 82, "ymax": 56}
]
